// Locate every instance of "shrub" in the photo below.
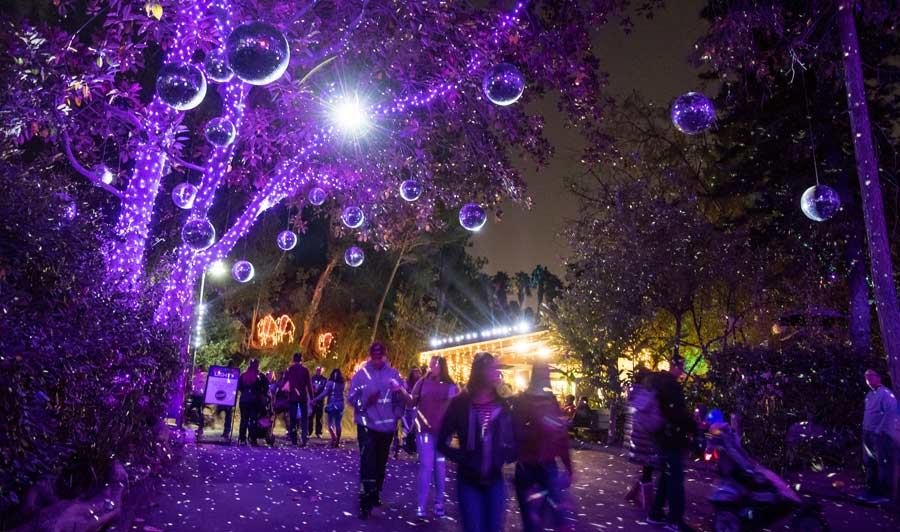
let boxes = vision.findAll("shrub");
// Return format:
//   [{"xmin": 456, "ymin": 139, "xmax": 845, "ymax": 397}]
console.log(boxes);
[
  {"xmin": 702, "ymin": 338, "xmax": 882, "ymax": 471},
  {"xmin": 0, "ymin": 169, "xmax": 181, "ymax": 517}
]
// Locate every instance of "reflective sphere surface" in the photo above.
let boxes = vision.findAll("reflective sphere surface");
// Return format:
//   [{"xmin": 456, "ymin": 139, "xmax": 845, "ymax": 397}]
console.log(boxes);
[
  {"xmin": 156, "ymin": 62, "xmax": 207, "ymax": 110},
  {"xmin": 459, "ymin": 203, "xmax": 487, "ymax": 232},
  {"xmin": 482, "ymin": 63, "xmax": 525, "ymax": 106},
  {"xmin": 344, "ymin": 246, "xmax": 364, "ymax": 267},
  {"xmin": 182, "ymin": 218, "xmax": 216, "ymax": 250},
  {"xmin": 671, "ymin": 92, "xmax": 715, "ymax": 135},
  {"xmin": 341, "ymin": 206, "xmax": 365, "ymax": 228},
  {"xmin": 226, "ymin": 22, "xmax": 290, "ymax": 85},
  {"xmin": 801, "ymin": 185, "xmax": 841, "ymax": 222}
]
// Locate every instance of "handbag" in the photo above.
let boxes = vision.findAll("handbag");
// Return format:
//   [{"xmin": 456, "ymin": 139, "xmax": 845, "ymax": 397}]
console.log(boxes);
[{"xmin": 325, "ymin": 402, "xmax": 341, "ymax": 414}]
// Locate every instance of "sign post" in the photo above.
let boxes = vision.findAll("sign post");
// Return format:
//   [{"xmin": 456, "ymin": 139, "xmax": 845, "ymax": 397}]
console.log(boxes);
[{"xmin": 204, "ymin": 366, "xmax": 240, "ymax": 442}]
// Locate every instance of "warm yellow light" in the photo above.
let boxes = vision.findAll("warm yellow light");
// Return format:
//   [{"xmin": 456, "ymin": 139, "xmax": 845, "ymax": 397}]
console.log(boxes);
[
  {"xmin": 256, "ymin": 313, "xmax": 296, "ymax": 348},
  {"xmin": 514, "ymin": 374, "xmax": 528, "ymax": 391},
  {"xmin": 513, "ymin": 341, "xmax": 530, "ymax": 353}
]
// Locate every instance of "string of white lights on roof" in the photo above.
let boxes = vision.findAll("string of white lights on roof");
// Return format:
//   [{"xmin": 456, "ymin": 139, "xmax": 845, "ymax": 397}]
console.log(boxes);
[{"xmin": 428, "ymin": 320, "xmax": 532, "ymax": 349}]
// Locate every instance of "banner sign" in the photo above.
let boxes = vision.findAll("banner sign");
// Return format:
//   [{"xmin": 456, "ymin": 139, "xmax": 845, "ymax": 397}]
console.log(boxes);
[{"xmin": 204, "ymin": 366, "xmax": 240, "ymax": 407}]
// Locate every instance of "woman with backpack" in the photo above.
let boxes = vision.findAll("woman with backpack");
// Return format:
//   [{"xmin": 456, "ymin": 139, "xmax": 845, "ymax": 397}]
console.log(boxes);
[
  {"xmin": 313, "ymin": 368, "xmax": 346, "ymax": 447},
  {"xmin": 624, "ymin": 366, "xmax": 662, "ymax": 509}
]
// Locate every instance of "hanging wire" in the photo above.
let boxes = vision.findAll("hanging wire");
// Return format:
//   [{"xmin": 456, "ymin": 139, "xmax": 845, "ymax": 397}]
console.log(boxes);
[{"xmin": 789, "ymin": 49, "xmax": 821, "ymax": 186}]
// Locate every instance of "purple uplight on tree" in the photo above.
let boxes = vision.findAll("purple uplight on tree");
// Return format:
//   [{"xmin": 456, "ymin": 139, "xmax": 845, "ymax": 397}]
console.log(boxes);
[
  {"xmin": 171, "ymin": 182, "xmax": 198, "ymax": 210},
  {"xmin": 277, "ymin": 229, "xmax": 298, "ymax": 250},
  {"xmin": 459, "ymin": 203, "xmax": 487, "ymax": 232},
  {"xmin": 483, "ymin": 63, "xmax": 525, "ymax": 106},
  {"xmin": 203, "ymin": 49, "xmax": 234, "ymax": 83},
  {"xmin": 308, "ymin": 187, "xmax": 327, "ymax": 206},
  {"xmin": 231, "ymin": 260, "xmax": 255, "ymax": 282},
  {"xmin": 671, "ymin": 92, "xmax": 715, "ymax": 135},
  {"xmin": 399, "ymin": 179, "xmax": 423, "ymax": 202},
  {"xmin": 801, "ymin": 184, "xmax": 841, "ymax": 222},
  {"xmin": 344, "ymin": 246, "xmax": 365, "ymax": 267},
  {"xmin": 181, "ymin": 218, "xmax": 216, "ymax": 250},
  {"xmin": 341, "ymin": 206, "xmax": 365, "ymax": 228},
  {"xmin": 226, "ymin": 22, "xmax": 290, "ymax": 85},
  {"xmin": 204, "ymin": 117, "xmax": 236, "ymax": 147},
  {"xmin": 156, "ymin": 62, "xmax": 207, "ymax": 111}
]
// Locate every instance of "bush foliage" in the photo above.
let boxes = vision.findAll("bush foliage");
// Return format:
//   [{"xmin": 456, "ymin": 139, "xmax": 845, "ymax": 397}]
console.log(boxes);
[
  {"xmin": 701, "ymin": 338, "xmax": 882, "ymax": 471},
  {"xmin": 0, "ymin": 170, "xmax": 182, "ymax": 514}
]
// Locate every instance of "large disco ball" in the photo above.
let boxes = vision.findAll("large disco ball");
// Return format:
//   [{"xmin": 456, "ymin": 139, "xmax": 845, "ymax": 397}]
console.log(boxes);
[
  {"xmin": 801, "ymin": 185, "xmax": 841, "ymax": 222},
  {"xmin": 232, "ymin": 260, "xmax": 255, "ymax": 283},
  {"xmin": 204, "ymin": 117, "xmax": 236, "ymax": 147},
  {"xmin": 204, "ymin": 49, "xmax": 234, "ymax": 83},
  {"xmin": 182, "ymin": 218, "xmax": 216, "ymax": 250},
  {"xmin": 341, "ymin": 206, "xmax": 365, "ymax": 228},
  {"xmin": 308, "ymin": 187, "xmax": 327, "ymax": 206},
  {"xmin": 277, "ymin": 229, "xmax": 298, "ymax": 251},
  {"xmin": 482, "ymin": 63, "xmax": 525, "ymax": 106},
  {"xmin": 156, "ymin": 62, "xmax": 207, "ymax": 111},
  {"xmin": 459, "ymin": 203, "xmax": 487, "ymax": 232},
  {"xmin": 226, "ymin": 22, "xmax": 290, "ymax": 85},
  {"xmin": 172, "ymin": 182, "xmax": 198, "ymax": 210},
  {"xmin": 671, "ymin": 92, "xmax": 715, "ymax": 135},
  {"xmin": 399, "ymin": 179, "xmax": 423, "ymax": 202},
  {"xmin": 344, "ymin": 246, "xmax": 365, "ymax": 267}
]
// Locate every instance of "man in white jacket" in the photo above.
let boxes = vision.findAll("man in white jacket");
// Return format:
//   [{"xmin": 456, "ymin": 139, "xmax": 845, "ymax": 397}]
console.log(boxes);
[
  {"xmin": 861, "ymin": 369, "xmax": 897, "ymax": 503},
  {"xmin": 348, "ymin": 342, "xmax": 405, "ymax": 518}
]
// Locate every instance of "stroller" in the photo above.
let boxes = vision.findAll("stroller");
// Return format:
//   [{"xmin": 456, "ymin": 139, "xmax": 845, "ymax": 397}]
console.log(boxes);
[
  {"xmin": 706, "ymin": 422, "xmax": 827, "ymax": 532},
  {"xmin": 253, "ymin": 390, "xmax": 276, "ymax": 447}
]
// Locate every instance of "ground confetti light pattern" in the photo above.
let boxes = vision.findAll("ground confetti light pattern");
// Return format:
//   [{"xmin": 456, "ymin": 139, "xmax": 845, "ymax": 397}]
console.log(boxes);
[{"xmin": 131, "ymin": 437, "xmax": 900, "ymax": 532}]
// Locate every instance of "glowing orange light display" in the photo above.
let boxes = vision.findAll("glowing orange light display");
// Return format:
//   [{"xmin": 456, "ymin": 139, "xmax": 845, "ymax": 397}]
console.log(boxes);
[{"xmin": 256, "ymin": 313, "xmax": 296, "ymax": 348}]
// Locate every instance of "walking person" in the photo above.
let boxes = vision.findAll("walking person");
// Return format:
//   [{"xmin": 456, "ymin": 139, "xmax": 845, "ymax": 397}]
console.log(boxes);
[
  {"xmin": 313, "ymin": 368, "xmax": 346, "ymax": 447},
  {"xmin": 646, "ymin": 356, "xmax": 697, "ymax": 532},
  {"xmin": 394, "ymin": 367, "xmax": 422, "ymax": 458},
  {"xmin": 624, "ymin": 367, "xmax": 662, "ymax": 510},
  {"xmin": 285, "ymin": 352, "xmax": 314, "ymax": 447},
  {"xmin": 309, "ymin": 367, "xmax": 327, "ymax": 439},
  {"xmin": 348, "ymin": 342, "xmax": 405, "ymax": 519},
  {"xmin": 859, "ymin": 369, "xmax": 897, "ymax": 504},
  {"xmin": 187, "ymin": 367, "xmax": 207, "ymax": 436},
  {"xmin": 437, "ymin": 352, "xmax": 516, "ymax": 532},
  {"xmin": 237, "ymin": 359, "xmax": 269, "ymax": 446},
  {"xmin": 397, "ymin": 356, "xmax": 458, "ymax": 518},
  {"xmin": 512, "ymin": 363, "xmax": 574, "ymax": 532}
]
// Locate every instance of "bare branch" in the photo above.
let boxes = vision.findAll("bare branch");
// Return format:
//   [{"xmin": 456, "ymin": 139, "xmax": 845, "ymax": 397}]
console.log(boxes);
[{"xmin": 170, "ymin": 154, "xmax": 206, "ymax": 173}]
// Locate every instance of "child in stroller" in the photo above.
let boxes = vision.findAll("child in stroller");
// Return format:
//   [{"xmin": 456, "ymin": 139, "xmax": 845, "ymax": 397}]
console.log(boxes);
[{"xmin": 706, "ymin": 422, "xmax": 827, "ymax": 532}]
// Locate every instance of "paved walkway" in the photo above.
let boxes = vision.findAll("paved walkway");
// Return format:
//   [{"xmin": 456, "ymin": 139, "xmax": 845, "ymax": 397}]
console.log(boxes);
[{"xmin": 127, "ymin": 436, "xmax": 900, "ymax": 532}]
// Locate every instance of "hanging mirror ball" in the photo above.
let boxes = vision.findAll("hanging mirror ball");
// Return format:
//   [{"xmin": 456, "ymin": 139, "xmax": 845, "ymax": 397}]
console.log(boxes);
[
  {"xmin": 93, "ymin": 163, "xmax": 115, "ymax": 185},
  {"xmin": 399, "ymin": 179, "xmax": 423, "ymax": 202},
  {"xmin": 226, "ymin": 22, "xmax": 290, "ymax": 86},
  {"xmin": 308, "ymin": 187, "xmax": 327, "ymax": 206},
  {"xmin": 156, "ymin": 62, "xmax": 207, "ymax": 111},
  {"xmin": 204, "ymin": 49, "xmax": 234, "ymax": 83},
  {"xmin": 800, "ymin": 184, "xmax": 841, "ymax": 222},
  {"xmin": 172, "ymin": 182, "xmax": 198, "ymax": 210},
  {"xmin": 341, "ymin": 206, "xmax": 365, "ymax": 228},
  {"xmin": 344, "ymin": 246, "xmax": 365, "ymax": 267},
  {"xmin": 204, "ymin": 117, "xmax": 236, "ymax": 147},
  {"xmin": 671, "ymin": 92, "xmax": 715, "ymax": 135},
  {"xmin": 232, "ymin": 260, "xmax": 255, "ymax": 283},
  {"xmin": 482, "ymin": 63, "xmax": 525, "ymax": 106},
  {"xmin": 182, "ymin": 218, "xmax": 216, "ymax": 250},
  {"xmin": 277, "ymin": 229, "xmax": 298, "ymax": 251},
  {"xmin": 459, "ymin": 203, "xmax": 487, "ymax": 232}
]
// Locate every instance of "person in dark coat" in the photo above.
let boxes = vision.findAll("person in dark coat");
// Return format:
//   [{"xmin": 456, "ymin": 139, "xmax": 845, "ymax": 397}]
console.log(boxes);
[
  {"xmin": 237, "ymin": 359, "xmax": 269, "ymax": 446},
  {"xmin": 285, "ymin": 352, "xmax": 315, "ymax": 447},
  {"xmin": 646, "ymin": 356, "xmax": 697, "ymax": 532},
  {"xmin": 438, "ymin": 352, "xmax": 516, "ymax": 532},
  {"xmin": 624, "ymin": 367, "xmax": 661, "ymax": 509}
]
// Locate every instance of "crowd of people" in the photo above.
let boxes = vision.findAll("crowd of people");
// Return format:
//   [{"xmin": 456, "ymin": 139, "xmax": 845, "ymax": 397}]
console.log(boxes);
[{"xmin": 185, "ymin": 346, "xmax": 899, "ymax": 532}]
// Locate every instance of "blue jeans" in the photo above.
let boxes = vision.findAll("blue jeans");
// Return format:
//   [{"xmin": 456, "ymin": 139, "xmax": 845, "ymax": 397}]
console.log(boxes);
[
  {"xmin": 457, "ymin": 476, "xmax": 506, "ymax": 532},
  {"xmin": 514, "ymin": 462, "xmax": 571, "ymax": 532},
  {"xmin": 289, "ymin": 400, "xmax": 309, "ymax": 444},
  {"xmin": 652, "ymin": 447, "xmax": 685, "ymax": 523},
  {"xmin": 326, "ymin": 403, "xmax": 344, "ymax": 428}
]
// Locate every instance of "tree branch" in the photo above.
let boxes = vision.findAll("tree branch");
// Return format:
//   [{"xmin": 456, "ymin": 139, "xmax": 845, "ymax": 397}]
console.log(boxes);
[
  {"xmin": 170, "ymin": 154, "xmax": 206, "ymax": 173},
  {"xmin": 62, "ymin": 131, "xmax": 123, "ymax": 198}
]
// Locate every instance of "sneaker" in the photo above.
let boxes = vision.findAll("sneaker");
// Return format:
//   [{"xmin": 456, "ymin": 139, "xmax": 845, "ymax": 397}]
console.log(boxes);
[
  {"xmin": 646, "ymin": 513, "xmax": 667, "ymax": 525},
  {"xmin": 434, "ymin": 504, "xmax": 445, "ymax": 517},
  {"xmin": 416, "ymin": 507, "xmax": 427, "ymax": 518},
  {"xmin": 664, "ymin": 522, "xmax": 697, "ymax": 532}
]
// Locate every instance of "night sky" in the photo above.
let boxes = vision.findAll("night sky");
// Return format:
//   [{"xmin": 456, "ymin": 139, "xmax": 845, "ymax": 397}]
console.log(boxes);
[{"xmin": 471, "ymin": 0, "xmax": 709, "ymax": 277}]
